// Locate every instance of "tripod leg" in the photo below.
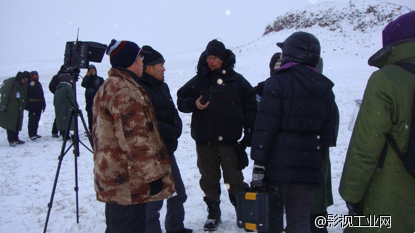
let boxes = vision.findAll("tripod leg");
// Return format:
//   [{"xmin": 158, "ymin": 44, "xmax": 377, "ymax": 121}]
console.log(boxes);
[
  {"xmin": 43, "ymin": 108, "xmax": 75, "ymax": 233},
  {"xmin": 78, "ymin": 110, "xmax": 94, "ymax": 149}
]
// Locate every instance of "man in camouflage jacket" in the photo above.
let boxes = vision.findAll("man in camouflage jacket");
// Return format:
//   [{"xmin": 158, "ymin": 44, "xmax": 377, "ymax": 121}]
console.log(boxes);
[{"xmin": 93, "ymin": 39, "xmax": 175, "ymax": 233}]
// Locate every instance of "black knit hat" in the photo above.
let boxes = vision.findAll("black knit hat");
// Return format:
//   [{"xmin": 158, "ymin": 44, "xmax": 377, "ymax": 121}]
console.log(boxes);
[
  {"xmin": 22, "ymin": 71, "xmax": 31, "ymax": 80},
  {"xmin": 142, "ymin": 45, "xmax": 165, "ymax": 67},
  {"xmin": 206, "ymin": 39, "xmax": 226, "ymax": 61}
]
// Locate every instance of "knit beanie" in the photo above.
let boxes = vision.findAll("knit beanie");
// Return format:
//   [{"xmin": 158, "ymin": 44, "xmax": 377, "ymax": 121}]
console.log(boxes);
[
  {"xmin": 206, "ymin": 39, "xmax": 226, "ymax": 61},
  {"xmin": 106, "ymin": 39, "xmax": 148, "ymax": 68},
  {"xmin": 22, "ymin": 71, "xmax": 31, "ymax": 80},
  {"xmin": 142, "ymin": 45, "xmax": 165, "ymax": 67},
  {"xmin": 382, "ymin": 11, "xmax": 415, "ymax": 47}
]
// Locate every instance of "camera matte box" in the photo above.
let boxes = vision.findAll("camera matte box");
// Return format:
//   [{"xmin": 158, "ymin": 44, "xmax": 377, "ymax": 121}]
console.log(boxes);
[{"xmin": 236, "ymin": 191, "xmax": 284, "ymax": 232}]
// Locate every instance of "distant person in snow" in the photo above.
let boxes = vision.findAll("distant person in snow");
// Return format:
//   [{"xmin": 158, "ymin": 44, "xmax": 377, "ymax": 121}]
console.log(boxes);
[
  {"xmin": 26, "ymin": 71, "xmax": 46, "ymax": 140},
  {"xmin": 53, "ymin": 74, "xmax": 75, "ymax": 140},
  {"xmin": 250, "ymin": 31, "xmax": 336, "ymax": 233},
  {"xmin": 93, "ymin": 39, "xmax": 175, "ymax": 233},
  {"xmin": 0, "ymin": 71, "xmax": 30, "ymax": 146},
  {"xmin": 81, "ymin": 64, "xmax": 104, "ymax": 133},
  {"xmin": 49, "ymin": 65, "xmax": 67, "ymax": 138},
  {"xmin": 339, "ymin": 11, "xmax": 415, "ymax": 233},
  {"xmin": 177, "ymin": 39, "xmax": 257, "ymax": 231},
  {"xmin": 136, "ymin": 45, "xmax": 193, "ymax": 233}
]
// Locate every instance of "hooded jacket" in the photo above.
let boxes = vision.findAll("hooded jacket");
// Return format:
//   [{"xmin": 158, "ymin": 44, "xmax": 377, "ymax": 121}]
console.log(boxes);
[
  {"xmin": 339, "ymin": 12, "xmax": 415, "ymax": 232},
  {"xmin": 251, "ymin": 32, "xmax": 336, "ymax": 187},
  {"xmin": 92, "ymin": 68, "xmax": 175, "ymax": 205},
  {"xmin": 49, "ymin": 65, "xmax": 67, "ymax": 94},
  {"xmin": 177, "ymin": 49, "xmax": 257, "ymax": 146},
  {"xmin": 81, "ymin": 65, "xmax": 104, "ymax": 104},
  {"xmin": 136, "ymin": 72, "xmax": 182, "ymax": 155}
]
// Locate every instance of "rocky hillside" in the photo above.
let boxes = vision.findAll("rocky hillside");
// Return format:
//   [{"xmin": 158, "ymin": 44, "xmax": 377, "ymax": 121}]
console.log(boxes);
[{"xmin": 263, "ymin": 0, "xmax": 411, "ymax": 35}]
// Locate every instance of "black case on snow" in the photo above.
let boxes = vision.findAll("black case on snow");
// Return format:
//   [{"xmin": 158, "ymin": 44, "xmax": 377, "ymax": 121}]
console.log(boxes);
[{"xmin": 236, "ymin": 190, "xmax": 284, "ymax": 232}]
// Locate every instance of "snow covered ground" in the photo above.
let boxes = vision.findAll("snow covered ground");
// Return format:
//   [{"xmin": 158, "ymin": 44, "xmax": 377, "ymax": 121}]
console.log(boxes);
[{"xmin": 0, "ymin": 2, "xmax": 409, "ymax": 232}]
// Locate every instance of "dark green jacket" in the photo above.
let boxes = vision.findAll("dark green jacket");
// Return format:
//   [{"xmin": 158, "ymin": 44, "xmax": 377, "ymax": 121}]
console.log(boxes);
[
  {"xmin": 54, "ymin": 82, "xmax": 75, "ymax": 131},
  {"xmin": 339, "ymin": 40, "xmax": 415, "ymax": 232},
  {"xmin": 0, "ymin": 77, "xmax": 27, "ymax": 132}
]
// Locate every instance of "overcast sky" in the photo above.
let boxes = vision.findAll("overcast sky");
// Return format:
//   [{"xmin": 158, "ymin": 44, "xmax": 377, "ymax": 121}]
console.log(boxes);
[{"xmin": 0, "ymin": 0, "xmax": 414, "ymax": 65}]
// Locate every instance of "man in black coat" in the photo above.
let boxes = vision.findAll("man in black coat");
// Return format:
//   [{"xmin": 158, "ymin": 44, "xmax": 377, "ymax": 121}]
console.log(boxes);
[
  {"xmin": 177, "ymin": 39, "xmax": 257, "ymax": 231},
  {"xmin": 26, "ymin": 71, "xmax": 46, "ymax": 140},
  {"xmin": 250, "ymin": 32, "xmax": 336, "ymax": 233},
  {"xmin": 81, "ymin": 64, "xmax": 104, "ymax": 132},
  {"xmin": 49, "ymin": 65, "xmax": 67, "ymax": 138},
  {"xmin": 136, "ymin": 46, "xmax": 193, "ymax": 233}
]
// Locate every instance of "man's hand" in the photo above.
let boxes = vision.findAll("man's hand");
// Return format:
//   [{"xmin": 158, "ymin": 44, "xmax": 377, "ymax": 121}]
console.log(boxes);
[
  {"xmin": 86, "ymin": 70, "xmax": 90, "ymax": 76},
  {"xmin": 251, "ymin": 165, "xmax": 265, "ymax": 189},
  {"xmin": 0, "ymin": 105, "xmax": 8, "ymax": 112},
  {"xmin": 149, "ymin": 177, "xmax": 163, "ymax": 195},
  {"xmin": 195, "ymin": 95, "xmax": 209, "ymax": 110}
]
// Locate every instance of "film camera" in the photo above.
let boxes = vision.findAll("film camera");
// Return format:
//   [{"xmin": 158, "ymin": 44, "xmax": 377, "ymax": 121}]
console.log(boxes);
[{"xmin": 63, "ymin": 41, "xmax": 107, "ymax": 69}]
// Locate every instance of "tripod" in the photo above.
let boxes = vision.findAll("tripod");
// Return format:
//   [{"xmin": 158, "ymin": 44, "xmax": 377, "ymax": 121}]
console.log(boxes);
[{"xmin": 43, "ymin": 69, "xmax": 94, "ymax": 233}]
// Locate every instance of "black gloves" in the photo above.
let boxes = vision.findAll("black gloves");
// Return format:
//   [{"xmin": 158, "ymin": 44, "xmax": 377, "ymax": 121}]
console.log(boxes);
[
  {"xmin": 251, "ymin": 165, "xmax": 265, "ymax": 189},
  {"xmin": 0, "ymin": 105, "xmax": 7, "ymax": 112},
  {"xmin": 149, "ymin": 177, "xmax": 163, "ymax": 195},
  {"xmin": 234, "ymin": 141, "xmax": 249, "ymax": 170},
  {"xmin": 346, "ymin": 201, "xmax": 361, "ymax": 215}
]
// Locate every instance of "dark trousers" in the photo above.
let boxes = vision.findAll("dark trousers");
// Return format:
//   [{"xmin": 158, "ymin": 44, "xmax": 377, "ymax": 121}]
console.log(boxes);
[
  {"xmin": 86, "ymin": 103, "xmax": 93, "ymax": 132},
  {"xmin": 146, "ymin": 154, "xmax": 188, "ymax": 233},
  {"xmin": 196, "ymin": 145, "xmax": 248, "ymax": 202},
  {"xmin": 52, "ymin": 118, "xmax": 58, "ymax": 135},
  {"xmin": 280, "ymin": 186, "xmax": 315, "ymax": 233},
  {"xmin": 28, "ymin": 110, "xmax": 42, "ymax": 137},
  {"xmin": 105, "ymin": 202, "xmax": 146, "ymax": 233},
  {"xmin": 6, "ymin": 130, "xmax": 19, "ymax": 143},
  {"xmin": 310, "ymin": 212, "xmax": 328, "ymax": 233}
]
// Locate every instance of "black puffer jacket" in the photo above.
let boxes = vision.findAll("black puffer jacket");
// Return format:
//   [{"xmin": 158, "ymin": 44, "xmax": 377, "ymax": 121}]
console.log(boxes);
[
  {"xmin": 177, "ymin": 49, "xmax": 257, "ymax": 146},
  {"xmin": 81, "ymin": 66, "xmax": 104, "ymax": 104},
  {"xmin": 26, "ymin": 80, "xmax": 46, "ymax": 112},
  {"xmin": 251, "ymin": 32, "xmax": 336, "ymax": 187},
  {"xmin": 136, "ymin": 72, "xmax": 182, "ymax": 155}
]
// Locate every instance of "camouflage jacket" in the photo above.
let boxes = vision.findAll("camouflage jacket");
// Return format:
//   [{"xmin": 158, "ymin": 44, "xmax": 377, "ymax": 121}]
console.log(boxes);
[{"xmin": 92, "ymin": 68, "xmax": 175, "ymax": 205}]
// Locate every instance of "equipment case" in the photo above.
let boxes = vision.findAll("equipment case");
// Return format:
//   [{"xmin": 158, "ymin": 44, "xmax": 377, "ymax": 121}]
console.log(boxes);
[{"xmin": 236, "ymin": 190, "xmax": 284, "ymax": 232}]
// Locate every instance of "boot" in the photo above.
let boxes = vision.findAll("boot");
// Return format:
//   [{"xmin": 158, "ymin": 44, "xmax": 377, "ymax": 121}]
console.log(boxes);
[{"xmin": 203, "ymin": 197, "xmax": 221, "ymax": 231}]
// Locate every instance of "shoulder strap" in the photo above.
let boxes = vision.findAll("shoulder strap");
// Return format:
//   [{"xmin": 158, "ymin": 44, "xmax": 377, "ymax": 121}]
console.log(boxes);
[{"xmin": 377, "ymin": 62, "xmax": 415, "ymax": 174}]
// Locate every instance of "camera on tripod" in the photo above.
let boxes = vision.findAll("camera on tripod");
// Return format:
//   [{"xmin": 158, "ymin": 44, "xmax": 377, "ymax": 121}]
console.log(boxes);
[{"xmin": 63, "ymin": 40, "xmax": 107, "ymax": 70}]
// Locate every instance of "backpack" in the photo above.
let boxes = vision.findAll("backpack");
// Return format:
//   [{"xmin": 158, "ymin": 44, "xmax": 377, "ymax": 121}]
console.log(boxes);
[{"xmin": 377, "ymin": 62, "xmax": 415, "ymax": 179}]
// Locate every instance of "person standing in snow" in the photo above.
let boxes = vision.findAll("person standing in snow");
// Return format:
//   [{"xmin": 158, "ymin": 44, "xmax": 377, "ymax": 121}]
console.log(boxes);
[
  {"xmin": 177, "ymin": 39, "xmax": 257, "ymax": 231},
  {"xmin": 250, "ymin": 32, "xmax": 336, "ymax": 233},
  {"xmin": 92, "ymin": 39, "xmax": 175, "ymax": 233},
  {"xmin": 49, "ymin": 65, "xmax": 67, "ymax": 138},
  {"xmin": 26, "ymin": 71, "xmax": 46, "ymax": 140},
  {"xmin": 135, "ymin": 45, "xmax": 193, "ymax": 233},
  {"xmin": 53, "ymin": 74, "xmax": 75, "ymax": 140},
  {"xmin": 81, "ymin": 64, "xmax": 104, "ymax": 133},
  {"xmin": 0, "ymin": 71, "xmax": 30, "ymax": 146},
  {"xmin": 339, "ymin": 11, "xmax": 415, "ymax": 233}
]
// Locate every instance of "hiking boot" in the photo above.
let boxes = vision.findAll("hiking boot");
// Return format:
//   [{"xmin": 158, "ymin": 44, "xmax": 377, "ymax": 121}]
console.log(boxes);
[
  {"xmin": 52, "ymin": 134, "xmax": 59, "ymax": 138},
  {"xmin": 203, "ymin": 197, "xmax": 221, "ymax": 231},
  {"xmin": 16, "ymin": 140, "xmax": 25, "ymax": 144},
  {"xmin": 9, "ymin": 141, "xmax": 17, "ymax": 147},
  {"xmin": 167, "ymin": 228, "xmax": 194, "ymax": 233}
]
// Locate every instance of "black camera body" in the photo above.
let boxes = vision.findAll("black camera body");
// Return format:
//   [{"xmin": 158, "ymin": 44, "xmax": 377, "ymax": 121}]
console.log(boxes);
[{"xmin": 64, "ymin": 41, "xmax": 107, "ymax": 69}]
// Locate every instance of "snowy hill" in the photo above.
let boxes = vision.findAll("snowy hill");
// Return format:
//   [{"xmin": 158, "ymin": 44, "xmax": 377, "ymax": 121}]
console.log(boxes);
[{"xmin": 0, "ymin": 1, "xmax": 411, "ymax": 232}]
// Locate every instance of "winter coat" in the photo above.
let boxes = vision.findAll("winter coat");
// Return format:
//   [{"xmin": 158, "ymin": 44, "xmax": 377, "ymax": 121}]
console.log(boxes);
[
  {"xmin": 92, "ymin": 67, "xmax": 175, "ymax": 205},
  {"xmin": 177, "ymin": 49, "xmax": 257, "ymax": 146},
  {"xmin": 26, "ymin": 80, "xmax": 46, "ymax": 112},
  {"xmin": 136, "ymin": 72, "xmax": 182, "ymax": 155},
  {"xmin": 81, "ymin": 72, "xmax": 104, "ymax": 104},
  {"xmin": 339, "ymin": 40, "xmax": 415, "ymax": 232},
  {"xmin": 49, "ymin": 68, "xmax": 67, "ymax": 94},
  {"xmin": 54, "ymin": 82, "xmax": 75, "ymax": 131},
  {"xmin": 0, "ymin": 77, "xmax": 27, "ymax": 132}
]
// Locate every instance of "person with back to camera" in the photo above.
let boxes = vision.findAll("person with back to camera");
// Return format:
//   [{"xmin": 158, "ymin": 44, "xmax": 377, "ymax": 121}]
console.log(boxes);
[
  {"xmin": 339, "ymin": 11, "xmax": 415, "ymax": 233},
  {"xmin": 26, "ymin": 71, "xmax": 46, "ymax": 140},
  {"xmin": 0, "ymin": 71, "xmax": 30, "ymax": 146},
  {"xmin": 250, "ymin": 31, "xmax": 336, "ymax": 233},
  {"xmin": 135, "ymin": 45, "xmax": 193, "ymax": 233},
  {"xmin": 53, "ymin": 74, "xmax": 75, "ymax": 140},
  {"xmin": 177, "ymin": 39, "xmax": 257, "ymax": 231},
  {"xmin": 49, "ymin": 65, "xmax": 67, "ymax": 138},
  {"xmin": 81, "ymin": 64, "xmax": 104, "ymax": 134},
  {"xmin": 92, "ymin": 39, "xmax": 175, "ymax": 233}
]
